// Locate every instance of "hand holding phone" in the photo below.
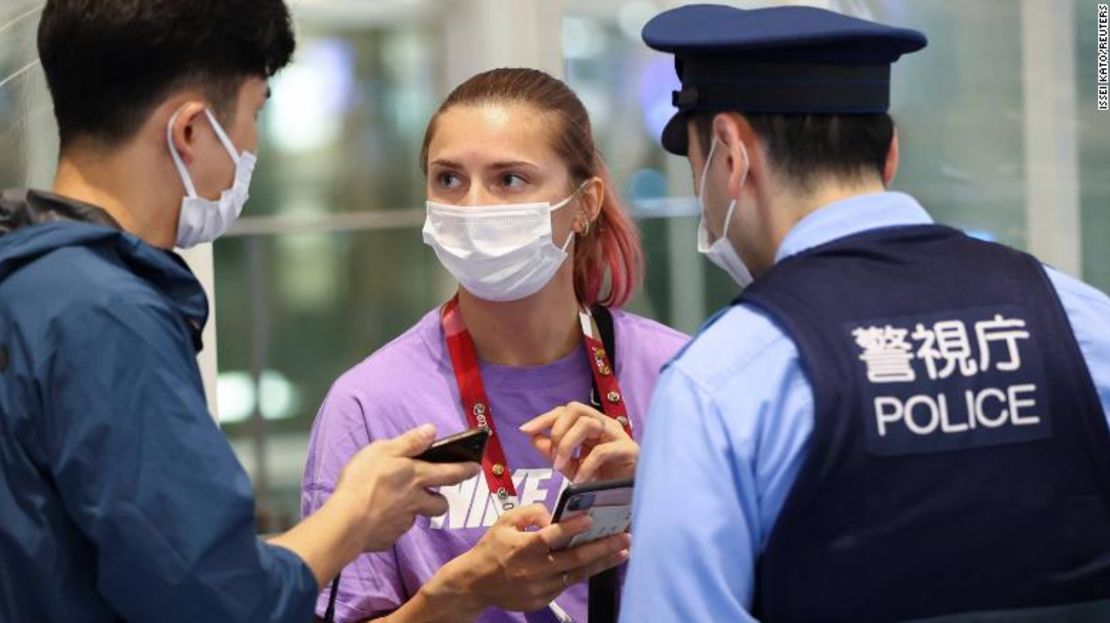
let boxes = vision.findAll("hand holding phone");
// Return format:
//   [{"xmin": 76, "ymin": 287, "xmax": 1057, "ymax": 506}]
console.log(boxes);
[
  {"xmin": 414, "ymin": 427, "xmax": 490, "ymax": 464},
  {"xmin": 551, "ymin": 478, "xmax": 633, "ymax": 550}
]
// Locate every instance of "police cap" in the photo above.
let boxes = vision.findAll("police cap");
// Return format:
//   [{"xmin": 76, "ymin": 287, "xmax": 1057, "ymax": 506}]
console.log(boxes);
[{"xmin": 642, "ymin": 4, "xmax": 927, "ymax": 155}]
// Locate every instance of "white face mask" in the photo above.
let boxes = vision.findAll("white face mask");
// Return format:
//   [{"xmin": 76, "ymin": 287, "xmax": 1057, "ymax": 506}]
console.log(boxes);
[
  {"xmin": 422, "ymin": 188, "xmax": 581, "ymax": 302},
  {"xmin": 697, "ymin": 137, "xmax": 754, "ymax": 287},
  {"xmin": 167, "ymin": 107, "xmax": 257, "ymax": 249}
]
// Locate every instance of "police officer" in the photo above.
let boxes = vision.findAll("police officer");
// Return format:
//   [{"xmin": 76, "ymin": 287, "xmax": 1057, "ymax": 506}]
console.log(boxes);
[{"xmin": 622, "ymin": 4, "xmax": 1110, "ymax": 622}]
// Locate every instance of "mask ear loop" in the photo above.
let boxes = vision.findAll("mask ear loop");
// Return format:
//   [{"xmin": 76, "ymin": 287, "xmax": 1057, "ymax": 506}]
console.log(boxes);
[
  {"xmin": 559, "ymin": 231, "xmax": 576, "ymax": 252},
  {"xmin": 166, "ymin": 107, "xmax": 246, "ymax": 200},
  {"xmin": 553, "ymin": 180, "xmax": 592, "ymax": 252},
  {"xmin": 549, "ymin": 180, "xmax": 590, "ymax": 212},
  {"xmin": 204, "ymin": 109, "xmax": 243, "ymax": 165},
  {"xmin": 698, "ymin": 138, "xmax": 719, "ymax": 202},
  {"xmin": 717, "ymin": 142, "xmax": 750, "ymax": 242},
  {"xmin": 702, "ymin": 136, "xmax": 750, "ymax": 245}
]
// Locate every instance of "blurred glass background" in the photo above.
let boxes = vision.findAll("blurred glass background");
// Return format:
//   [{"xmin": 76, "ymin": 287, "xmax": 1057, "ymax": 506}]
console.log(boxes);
[{"xmin": 2, "ymin": 0, "xmax": 1108, "ymax": 530}]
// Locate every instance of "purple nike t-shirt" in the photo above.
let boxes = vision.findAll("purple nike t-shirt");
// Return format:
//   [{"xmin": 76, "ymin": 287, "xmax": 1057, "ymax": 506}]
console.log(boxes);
[{"xmin": 301, "ymin": 307, "xmax": 687, "ymax": 623}]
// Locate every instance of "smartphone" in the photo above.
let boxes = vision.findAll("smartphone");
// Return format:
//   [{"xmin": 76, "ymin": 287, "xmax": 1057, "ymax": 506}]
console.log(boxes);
[
  {"xmin": 414, "ymin": 428, "xmax": 490, "ymax": 464},
  {"xmin": 552, "ymin": 478, "xmax": 634, "ymax": 550}
]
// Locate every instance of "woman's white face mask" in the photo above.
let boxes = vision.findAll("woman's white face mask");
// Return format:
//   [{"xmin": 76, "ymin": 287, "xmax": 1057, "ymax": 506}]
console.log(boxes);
[{"xmin": 422, "ymin": 188, "xmax": 581, "ymax": 302}]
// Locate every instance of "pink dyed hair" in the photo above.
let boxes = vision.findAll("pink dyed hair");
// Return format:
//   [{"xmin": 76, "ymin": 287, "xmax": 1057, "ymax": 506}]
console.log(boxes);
[{"xmin": 420, "ymin": 68, "xmax": 644, "ymax": 308}]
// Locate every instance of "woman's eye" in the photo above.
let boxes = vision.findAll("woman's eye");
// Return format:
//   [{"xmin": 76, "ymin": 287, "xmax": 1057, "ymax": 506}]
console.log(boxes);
[
  {"xmin": 438, "ymin": 172, "xmax": 462, "ymax": 189},
  {"xmin": 500, "ymin": 173, "xmax": 527, "ymax": 190}
]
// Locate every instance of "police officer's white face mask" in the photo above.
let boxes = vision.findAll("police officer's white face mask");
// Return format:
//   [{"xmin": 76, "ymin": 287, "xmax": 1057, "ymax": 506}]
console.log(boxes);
[
  {"xmin": 422, "ymin": 187, "xmax": 582, "ymax": 302},
  {"xmin": 167, "ymin": 107, "xmax": 257, "ymax": 249},
  {"xmin": 697, "ymin": 137, "xmax": 754, "ymax": 287}
]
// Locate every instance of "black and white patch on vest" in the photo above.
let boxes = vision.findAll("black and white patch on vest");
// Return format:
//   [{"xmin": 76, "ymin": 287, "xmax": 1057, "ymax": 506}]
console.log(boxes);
[{"xmin": 845, "ymin": 304, "xmax": 1052, "ymax": 456}]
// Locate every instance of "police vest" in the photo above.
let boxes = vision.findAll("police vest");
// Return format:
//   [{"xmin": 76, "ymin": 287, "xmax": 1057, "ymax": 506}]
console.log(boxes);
[{"xmin": 739, "ymin": 224, "xmax": 1110, "ymax": 622}]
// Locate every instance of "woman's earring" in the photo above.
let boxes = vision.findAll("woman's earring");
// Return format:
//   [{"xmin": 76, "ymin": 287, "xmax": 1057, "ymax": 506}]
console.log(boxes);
[{"xmin": 581, "ymin": 221, "xmax": 591, "ymax": 237}]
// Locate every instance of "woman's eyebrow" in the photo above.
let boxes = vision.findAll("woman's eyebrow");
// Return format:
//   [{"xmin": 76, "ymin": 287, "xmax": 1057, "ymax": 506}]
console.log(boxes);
[
  {"xmin": 428, "ymin": 159, "xmax": 540, "ymax": 171},
  {"xmin": 487, "ymin": 160, "xmax": 539, "ymax": 170},
  {"xmin": 428, "ymin": 158, "xmax": 463, "ymax": 169}
]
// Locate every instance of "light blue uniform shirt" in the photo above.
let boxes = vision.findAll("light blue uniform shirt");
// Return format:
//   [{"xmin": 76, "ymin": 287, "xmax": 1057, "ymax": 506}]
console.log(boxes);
[{"xmin": 620, "ymin": 191, "xmax": 1110, "ymax": 622}]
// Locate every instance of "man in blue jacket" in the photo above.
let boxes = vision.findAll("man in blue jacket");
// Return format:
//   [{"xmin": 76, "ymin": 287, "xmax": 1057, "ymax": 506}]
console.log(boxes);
[
  {"xmin": 0, "ymin": 1, "xmax": 481, "ymax": 621},
  {"xmin": 623, "ymin": 4, "xmax": 1110, "ymax": 622}
]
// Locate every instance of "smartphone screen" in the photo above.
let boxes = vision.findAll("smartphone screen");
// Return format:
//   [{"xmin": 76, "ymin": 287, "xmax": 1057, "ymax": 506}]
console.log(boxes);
[{"xmin": 552, "ymin": 478, "xmax": 634, "ymax": 549}]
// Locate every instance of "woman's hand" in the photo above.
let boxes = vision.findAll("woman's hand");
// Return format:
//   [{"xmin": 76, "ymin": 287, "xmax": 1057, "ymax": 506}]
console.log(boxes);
[
  {"xmin": 425, "ymin": 504, "xmax": 631, "ymax": 615},
  {"xmin": 520, "ymin": 401, "xmax": 638, "ymax": 483}
]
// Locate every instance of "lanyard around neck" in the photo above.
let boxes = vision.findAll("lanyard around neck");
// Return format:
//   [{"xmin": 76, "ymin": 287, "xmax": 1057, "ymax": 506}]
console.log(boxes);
[{"xmin": 440, "ymin": 295, "xmax": 631, "ymax": 511}]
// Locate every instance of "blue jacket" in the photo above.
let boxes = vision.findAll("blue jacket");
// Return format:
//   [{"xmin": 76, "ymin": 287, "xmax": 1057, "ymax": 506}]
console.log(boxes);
[{"xmin": 0, "ymin": 190, "xmax": 315, "ymax": 622}]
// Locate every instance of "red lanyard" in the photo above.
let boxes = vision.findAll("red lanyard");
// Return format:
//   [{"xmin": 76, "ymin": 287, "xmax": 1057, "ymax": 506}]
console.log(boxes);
[{"xmin": 441, "ymin": 296, "xmax": 631, "ymax": 511}]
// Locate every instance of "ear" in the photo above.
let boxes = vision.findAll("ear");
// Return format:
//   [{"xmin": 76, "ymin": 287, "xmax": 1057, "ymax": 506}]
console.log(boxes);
[
  {"xmin": 883, "ymin": 128, "xmax": 900, "ymax": 186},
  {"xmin": 166, "ymin": 101, "xmax": 210, "ymax": 167},
  {"xmin": 713, "ymin": 113, "xmax": 755, "ymax": 201},
  {"xmin": 577, "ymin": 176, "xmax": 605, "ymax": 234}
]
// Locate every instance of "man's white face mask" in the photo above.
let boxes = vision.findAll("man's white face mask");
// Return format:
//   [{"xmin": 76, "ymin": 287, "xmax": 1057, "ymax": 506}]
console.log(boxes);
[
  {"xmin": 696, "ymin": 136, "xmax": 754, "ymax": 287},
  {"xmin": 167, "ymin": 107, "xmax": 257, "ymax": 249},
  {"xmin": 422, "ymin": 185, "xmax": 584, "ymax": 302}
]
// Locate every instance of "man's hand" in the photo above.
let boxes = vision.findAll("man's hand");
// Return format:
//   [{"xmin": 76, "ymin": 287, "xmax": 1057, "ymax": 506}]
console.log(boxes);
[
  {"xmin": 270, "ymin": 424, "xmax": 479, "ymax": 588},
  {"xmin": 333, "ymin": 424, "xmax": 481, "ymax": 552}
]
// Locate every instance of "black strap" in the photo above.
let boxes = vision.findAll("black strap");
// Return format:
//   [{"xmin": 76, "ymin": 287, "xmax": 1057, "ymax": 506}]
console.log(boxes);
[
  {"xmin": 592, "ymin": 304, "xmax": 616, "ymax": 365},
  {"xmin": 589, "ymin": 570, "xmax": 620, "ymax": 623},
  {"xmin": 588, "ymin": 305, "xmax": 621, "ymax": 623},
  {"xmin": 588, "ymin": 304, "xmax": 617, "ymax": 410},
  {"xmin": 324, "ymin": 571, "xmax": 340, "ymax": 622}
]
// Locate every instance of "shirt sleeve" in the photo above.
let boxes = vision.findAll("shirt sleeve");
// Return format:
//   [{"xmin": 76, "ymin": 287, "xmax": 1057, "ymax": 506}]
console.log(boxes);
[
  {"xmin": 620, "ymin": 363, "xmax": 761, "ymax": 622},
  {"xmin": 302, "ymin": 385, "xmax": 407, "ymax": 622},
  {"xmin": 619, "ymin": 305, "xmax": 815, "ymax": 623},
  {"xmin": 45, "ymin": 297, "xmax": 317, "ymax": 623},
  {"xmin": 1043, "ymin": 266, "xmax": 1110, "ymax": 421}
]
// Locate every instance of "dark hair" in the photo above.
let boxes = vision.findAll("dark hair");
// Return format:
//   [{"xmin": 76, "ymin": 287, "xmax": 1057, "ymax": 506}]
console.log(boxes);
[
  {"xmin": 694, "ymin": 112, "xmax": 894, "ymax": 193},
  {"xmin": 420, "ymin": 68, "xmax": 644, "ymax": 308},
  {"xmin": 38, "ymin": 0, "xmax": 296, "ymax": 150}
]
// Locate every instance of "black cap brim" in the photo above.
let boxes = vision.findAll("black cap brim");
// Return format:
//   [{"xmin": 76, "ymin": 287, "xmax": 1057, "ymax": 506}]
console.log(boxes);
[{"xmin": 662, "ymin": 112, "xmax": 688, "ymax": 156}]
